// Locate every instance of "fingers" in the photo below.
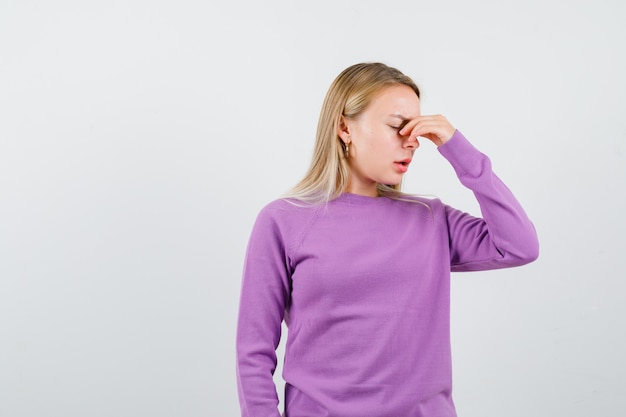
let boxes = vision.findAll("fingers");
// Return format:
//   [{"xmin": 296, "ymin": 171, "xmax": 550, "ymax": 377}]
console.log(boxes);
[{"xmin": 399, "ymin": 115, "xmax": 455, "ymax": 147}]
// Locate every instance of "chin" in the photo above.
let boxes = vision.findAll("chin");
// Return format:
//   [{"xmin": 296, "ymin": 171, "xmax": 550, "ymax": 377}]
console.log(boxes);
[
  {"xmin": 381, "ymin": 177, "xmax": 402, "ymax": 187},
  {"xmin": 380, "ymin": 181, "xmax": 401, "ymax": 188}
]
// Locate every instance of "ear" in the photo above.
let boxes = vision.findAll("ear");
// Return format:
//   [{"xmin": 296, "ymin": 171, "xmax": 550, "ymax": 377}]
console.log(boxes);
[{"xmin": 337, "ymin": 115, "xmax": 351, "ymax": 144}]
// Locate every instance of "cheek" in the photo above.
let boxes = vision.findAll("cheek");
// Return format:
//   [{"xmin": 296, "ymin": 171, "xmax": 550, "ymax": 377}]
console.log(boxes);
[
  {"xmin": 366, "ymin": 128, "xmax": 392, "ymax": 149},
  {"xmin": 353, "ymin": 125, "xmax": 394, "ymax": 156},
  {"xmin": 371, "ymin": 132, "xmax": 397, "ymax": 153}
]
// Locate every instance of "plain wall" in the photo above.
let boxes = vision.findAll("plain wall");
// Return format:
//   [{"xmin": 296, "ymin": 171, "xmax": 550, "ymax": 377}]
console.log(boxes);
[{"xmin": 1, "ymin": 0, "xmax": 625, "ymax": 416}]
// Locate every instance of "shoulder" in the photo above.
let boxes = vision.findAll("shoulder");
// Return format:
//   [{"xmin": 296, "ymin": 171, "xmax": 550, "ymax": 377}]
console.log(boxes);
[
  {"xmin": 252, "ymin": 198, "xmax": 321, "ymax": 238},
  {"xmin": 388, "ymin": 194, "xmax": 453, "ymax": 227},
  {"xmin": 257, "ymin": 197, "xmax": 319, "ymax": 219},
  {"xmin": 246, "ymin": 198, "xmax": 323, "ymax": 255}
]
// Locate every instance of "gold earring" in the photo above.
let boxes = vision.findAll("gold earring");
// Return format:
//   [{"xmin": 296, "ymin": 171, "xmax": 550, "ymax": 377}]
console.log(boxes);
[{"xmin": 345, "ymin": 142, "xmax": 350, "ymax": 157}]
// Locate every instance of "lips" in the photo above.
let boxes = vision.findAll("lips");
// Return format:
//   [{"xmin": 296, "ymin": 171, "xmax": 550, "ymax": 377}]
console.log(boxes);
[{"xmin": 394, "ymin": 158, "xmax": 412, "ymax": 173}]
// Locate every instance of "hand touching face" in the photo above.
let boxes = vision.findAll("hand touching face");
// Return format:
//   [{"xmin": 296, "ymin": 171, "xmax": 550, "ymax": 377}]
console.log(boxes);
[
  {"xmin": 338, "ymin": 84, "xmax": 456, "ymax": 196},
  {"xmin": 398, "ymin": 114, "xmax": 456, "ymax": 148}
]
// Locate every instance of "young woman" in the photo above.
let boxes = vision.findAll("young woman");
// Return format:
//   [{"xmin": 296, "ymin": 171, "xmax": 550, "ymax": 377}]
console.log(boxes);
[{"xmin": 236, "ymin": 62, "xmax": 539, "ymax": 417}]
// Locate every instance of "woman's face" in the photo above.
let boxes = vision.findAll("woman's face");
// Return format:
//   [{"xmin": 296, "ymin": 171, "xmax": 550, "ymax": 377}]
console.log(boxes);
[{"xmin": 339, "ymin": 84, "xmax": 420, "ymax": 197}]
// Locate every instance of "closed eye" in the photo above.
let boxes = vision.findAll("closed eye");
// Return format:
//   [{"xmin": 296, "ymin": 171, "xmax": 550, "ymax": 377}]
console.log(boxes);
[
  {"xmin": 389, "ymin": 119, "xmax": 409, "ymax": 132},
  {"xmin": 389, "ymin": 114, "xmax": 410, "ymax": 131}
]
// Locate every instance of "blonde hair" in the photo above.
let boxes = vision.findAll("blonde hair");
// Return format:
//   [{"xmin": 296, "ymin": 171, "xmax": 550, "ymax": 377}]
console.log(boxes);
[{"xmin": 285, "ymin": 62, "xmax": 421, "ymax": 204}]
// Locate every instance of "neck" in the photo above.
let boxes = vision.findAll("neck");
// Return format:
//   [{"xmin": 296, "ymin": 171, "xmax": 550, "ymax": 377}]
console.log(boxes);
[{"xmin": 345, "ymin": 180, "xmax": 379, "ymax": 197}]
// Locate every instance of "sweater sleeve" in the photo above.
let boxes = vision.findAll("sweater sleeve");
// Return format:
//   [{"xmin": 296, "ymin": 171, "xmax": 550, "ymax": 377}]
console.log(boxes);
[
  {"xmin": 437, "ymin": 130, "xmax": 539, "ymax": 271},
  {"xmin": 236, "ymin": 203, "xmax": 292, "ymax": 417}
]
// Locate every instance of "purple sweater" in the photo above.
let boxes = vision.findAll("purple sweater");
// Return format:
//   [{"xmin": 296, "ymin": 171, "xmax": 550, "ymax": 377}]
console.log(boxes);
[{"xmin": 236, "ymin": 131, "xmax": 539, "ymax": 417}]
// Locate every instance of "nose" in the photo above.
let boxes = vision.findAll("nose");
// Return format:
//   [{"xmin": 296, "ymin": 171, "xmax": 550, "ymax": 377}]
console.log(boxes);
[{"xmin": 403, "ymin": 135, "xmax": 420, "ymax": 150}]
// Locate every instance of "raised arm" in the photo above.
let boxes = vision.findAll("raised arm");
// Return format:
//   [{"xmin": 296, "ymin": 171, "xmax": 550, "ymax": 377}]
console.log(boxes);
[
  {"xmin": 400, "ymin": 116, "xmax": 538, "ymax": 270},
  {"xmin": 438, "ymin": 130, "xmax": 539, "ymax": 271}
]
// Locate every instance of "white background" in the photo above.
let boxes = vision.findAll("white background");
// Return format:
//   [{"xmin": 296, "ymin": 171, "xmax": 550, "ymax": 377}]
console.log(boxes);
[{"xmin": 1, "ymin": 1, "xmax": 624, "ymax": 416}]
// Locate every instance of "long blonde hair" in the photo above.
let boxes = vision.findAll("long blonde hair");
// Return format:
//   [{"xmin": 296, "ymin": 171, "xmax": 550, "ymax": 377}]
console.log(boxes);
[{"xmin": 285, "ymin": 62, "xmax": 421, "ymax": 204}]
